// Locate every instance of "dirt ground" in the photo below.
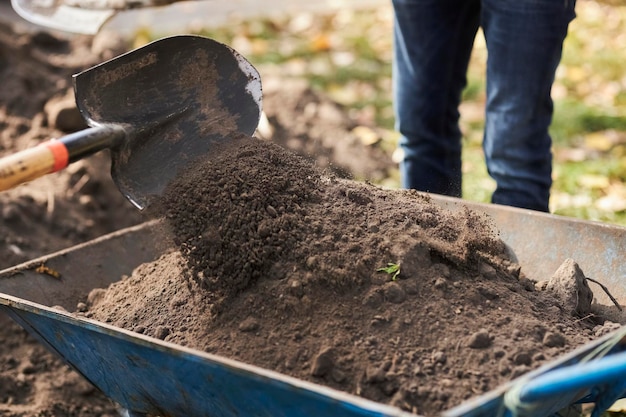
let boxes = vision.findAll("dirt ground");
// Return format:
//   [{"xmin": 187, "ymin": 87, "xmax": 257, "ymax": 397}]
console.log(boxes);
[{"xmin": 0, "ymin": 19, "xmax": 623, "ymax": 417}]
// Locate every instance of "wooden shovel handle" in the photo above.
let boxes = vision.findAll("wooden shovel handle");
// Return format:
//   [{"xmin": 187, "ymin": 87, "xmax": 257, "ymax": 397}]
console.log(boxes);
[
  {"xmin": 0, "ymin": 124, "xmax": 126, "ymax": 191},
  {"xmin": 0, "ymin": 140, "xmax": 69, "ymax": 191}
]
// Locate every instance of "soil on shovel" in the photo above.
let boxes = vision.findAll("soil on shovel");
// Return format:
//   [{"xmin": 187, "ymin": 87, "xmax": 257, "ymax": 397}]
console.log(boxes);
[{"xmin": 81, "ymin": 134, "xmax": 620, "ymax": 417}]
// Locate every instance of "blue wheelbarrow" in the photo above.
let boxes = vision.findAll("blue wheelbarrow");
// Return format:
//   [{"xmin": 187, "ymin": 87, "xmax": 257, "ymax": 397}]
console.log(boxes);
[{"xmin": 1, "ymin": 196, "xmax": 625, "ymax": 417}]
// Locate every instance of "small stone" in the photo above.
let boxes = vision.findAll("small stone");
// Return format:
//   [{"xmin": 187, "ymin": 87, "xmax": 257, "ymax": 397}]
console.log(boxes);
[
  {"xmin": 266, "ymin": 205, "xmax": 278, "ymax": 217},
  {"xmin": 542, "ymin": 259, "xmax": 593, "ymax": 316},
  {"xmin": 311, "ymin": 347, "xmax": 334, "ymax": 377},
  {"xmin": 543, "ymin": 331, "xmax": 566, "ymax": 348},
  {"xmin": 494, "ymin": 349, "xmax": 506, "ymax": 359},
  {"xmin": 467, "ymin": 329, "xmax": 492, "ymax": 349},
  {"xmin": 154, "ymin": 326, "xmax": 170, "ymax": 340},
  {"xmin": 512, "ymin": 352, "xmax": 532, "ymax": 366},
  {"xmin": 479, "ymin": 262, "xmax": 498, "ymax": 280},
  {"xmin": 477, "ymin": 285, "xmax": 499, "ymax": 300},
  {"xmin": 383, "ymin": 282, "xmax": 406, "ymax": 304},
  {"xmin": 431, "ymin": 263, "xmax": 450, "ymax": 278},
  {"xmin": 238, "ymin": 317, "xmax": 260, "ymax": 332},
  {"xmin": 433, "ymin": 277, "xmax": 447, "ymax": 290}
]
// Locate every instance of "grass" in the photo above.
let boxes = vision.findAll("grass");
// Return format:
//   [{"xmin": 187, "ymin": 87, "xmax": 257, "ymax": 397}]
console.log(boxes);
[{"xmin": 135, "ymin": 1, "xmax": 626, "ymax": 227}]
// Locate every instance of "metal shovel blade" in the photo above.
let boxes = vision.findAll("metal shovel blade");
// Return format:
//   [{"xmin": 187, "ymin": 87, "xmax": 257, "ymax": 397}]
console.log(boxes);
[{"xmin": 74, "ymin": 34, "xmax": 262, "ymax": 209}]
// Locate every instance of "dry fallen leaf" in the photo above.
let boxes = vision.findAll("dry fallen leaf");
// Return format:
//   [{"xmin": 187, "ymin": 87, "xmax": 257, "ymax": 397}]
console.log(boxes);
[
  {"xmin": 351, "ymin": 125, "xmax": 380, "ymax": 146},
  {"xmin": 585, "ymin": 131, "xmax": 614, "ymax": 152},
  {"xmin": 578, "ymin": 173, "xmax": 611, "ymax": 189}
]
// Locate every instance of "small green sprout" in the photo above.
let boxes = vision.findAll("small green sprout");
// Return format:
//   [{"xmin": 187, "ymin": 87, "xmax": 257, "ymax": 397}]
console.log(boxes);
[{"xmin": 377, "ymin": 262, "xmax": 400, "ymax": 281}]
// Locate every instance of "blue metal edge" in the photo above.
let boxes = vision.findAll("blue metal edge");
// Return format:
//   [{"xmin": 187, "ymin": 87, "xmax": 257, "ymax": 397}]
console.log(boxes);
[{"xmin": 0, "ymin": 293, "xmax": 418, "ymax": 417}]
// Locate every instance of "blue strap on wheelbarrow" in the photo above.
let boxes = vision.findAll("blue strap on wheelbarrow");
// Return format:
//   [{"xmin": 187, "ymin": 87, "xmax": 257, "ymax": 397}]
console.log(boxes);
[{"xmin": 503, "ymin": 327, "xmax": 626, "ymax": 417}]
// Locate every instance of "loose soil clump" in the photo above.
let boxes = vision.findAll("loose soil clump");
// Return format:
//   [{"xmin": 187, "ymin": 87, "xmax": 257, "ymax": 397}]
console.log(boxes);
[{"xmin": 84, "ymin": 134, "xmax": 612, "ymax": 416}]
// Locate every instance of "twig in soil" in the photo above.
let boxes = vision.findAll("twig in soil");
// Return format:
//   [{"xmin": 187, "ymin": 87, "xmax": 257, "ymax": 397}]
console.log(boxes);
[
  {"xmin": 46, "ymin": 188, "xmax": 55, "ymax": 217},
  {"xmin": 573, "ymin": 313, "xmax": 596, "ymax": 324},
  {"xmin": 586, "ymin": 277, "xmax": 623, "ymax": 311},
  {"xmin": 68, "ymin": 174, "xmax": 90, "ymax": 194},
  {"xmin": 34, "ymin": 264, "xmax": 61, "ymax": 279}
]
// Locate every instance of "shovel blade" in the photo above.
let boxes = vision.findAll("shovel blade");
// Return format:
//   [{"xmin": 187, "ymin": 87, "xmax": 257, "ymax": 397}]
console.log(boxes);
[{"xmin": 74, "ymin": 35, "xmax": 262, "ymax": 209}]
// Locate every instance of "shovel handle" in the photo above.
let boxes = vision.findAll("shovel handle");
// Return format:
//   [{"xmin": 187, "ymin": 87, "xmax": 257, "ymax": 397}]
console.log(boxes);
[{"xmin": 0, "ymin": 124, "xmax": 125, "ymax": 191}]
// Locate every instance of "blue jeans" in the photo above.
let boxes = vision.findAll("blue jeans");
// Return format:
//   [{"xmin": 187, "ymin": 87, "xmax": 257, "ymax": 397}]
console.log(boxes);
[{"xmin": 392, "ymin": 0, "xmax": 576, "ymax": 212}]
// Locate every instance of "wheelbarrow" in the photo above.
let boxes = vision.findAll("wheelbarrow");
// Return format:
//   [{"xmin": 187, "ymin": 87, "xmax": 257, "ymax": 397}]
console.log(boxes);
[{"xmin": 1, "ymin": 197, "xmax": 626, "ymax": 417}]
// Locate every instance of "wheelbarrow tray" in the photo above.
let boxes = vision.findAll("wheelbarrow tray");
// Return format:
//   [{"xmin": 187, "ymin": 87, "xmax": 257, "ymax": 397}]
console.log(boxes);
[{"xmin": 1, "ymin": 195, "xmax": 625, "ymax": 416}]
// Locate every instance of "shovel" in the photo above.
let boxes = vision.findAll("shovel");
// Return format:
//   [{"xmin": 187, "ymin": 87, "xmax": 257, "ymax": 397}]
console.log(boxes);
[
  {"xmin": 11, "ymin": 0, "xmax": 151, "ymax": 35},
  {"xmin": 10, "ymin": 0, "xmax": 192, "ymax": 34},
  {"xmin": 10, "ymin": 0, "xmax": 116, "ymax": 35},
  {"xmin": 0, "ymin": 34, "xmax": 262, "ymax": 210}
]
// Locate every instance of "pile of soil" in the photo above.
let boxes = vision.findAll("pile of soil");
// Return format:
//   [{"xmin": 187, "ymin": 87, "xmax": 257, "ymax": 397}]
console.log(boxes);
[{"xmin": 82, "ymin": 134, "xmax": 616, "ymax": 417}]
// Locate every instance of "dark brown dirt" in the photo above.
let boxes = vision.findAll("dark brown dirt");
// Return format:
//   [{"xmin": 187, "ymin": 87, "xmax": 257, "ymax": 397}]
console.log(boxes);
[{"xmin": 82, "ymin": 135, "xmax": 613, "ymax": 417}]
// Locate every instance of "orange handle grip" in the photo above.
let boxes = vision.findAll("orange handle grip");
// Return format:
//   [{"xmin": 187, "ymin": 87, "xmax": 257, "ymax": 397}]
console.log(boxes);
[{"xmin": 0, "ymin": 140, "xmax": 69, "ymax": 191}]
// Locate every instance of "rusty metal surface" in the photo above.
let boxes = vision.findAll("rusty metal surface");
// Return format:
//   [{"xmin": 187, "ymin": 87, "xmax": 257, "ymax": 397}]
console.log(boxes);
[{"xmin": 430, "ymin": 194, "xmax": 626, "ymax": 305}]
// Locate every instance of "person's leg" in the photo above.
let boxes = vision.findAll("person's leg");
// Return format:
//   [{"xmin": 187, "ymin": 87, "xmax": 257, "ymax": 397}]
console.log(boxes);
[
  {"xmin": 481, "ymin": 0, "xmax": 576, "ymax": 212},
  {"xmin": 392, "ymin": 0, "xmax": 480, "ymax": 196}
]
